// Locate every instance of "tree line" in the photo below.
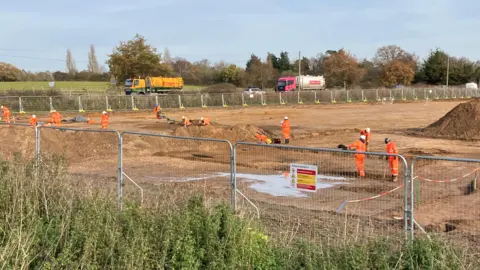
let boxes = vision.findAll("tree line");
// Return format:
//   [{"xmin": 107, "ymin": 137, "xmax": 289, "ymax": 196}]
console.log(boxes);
[{"xmin": 2, "ymin": 34, "xmax": 480, "ymax": 89}]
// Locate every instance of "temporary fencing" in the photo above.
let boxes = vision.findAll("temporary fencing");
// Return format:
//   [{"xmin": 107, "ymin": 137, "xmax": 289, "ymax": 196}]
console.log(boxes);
[
  {"xmin": 120, "ymin": 131, "xmax": 234, "ymax": 209},
  {"xmin": 233, "ymin": 142, "xmax": 409, "ymax": 244},
  {"xmin": 36, "ymin": 126, "xmax": 123, "ymax": 207},
  {"xmin": 0, "ymin": 87, "xmax": 478, "ymax": 113},
  {"xmin": 410, "ymin": 156, "xmax": 480, "ymax": 245}
]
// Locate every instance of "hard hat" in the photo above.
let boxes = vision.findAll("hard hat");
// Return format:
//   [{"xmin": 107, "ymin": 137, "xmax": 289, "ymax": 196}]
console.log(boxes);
[
  {"xmin": 182, "ymin": 116, "xmax": 185, "ymax": 119},
  {"xmin": 284, "ymin": 116, "xmax": 288, "ymax": 120},
  {"xmin": 200, "ymin": 117, "xmax": 204, "ymax": 120},
  {"xmin": 52, "ymin": 110, "xmax": 56, "ymax": 112},
  {"xmin": 0, "ymin": 106, "xmax": 3, "ymax": 109},
  {"xmin": 366, "ymin": 128, "xmax": 370, "ymax": 133},
  {"xmin": 360, "ymin": 135, "xmax": 366, "ymax": 141},
  {"xmin": 32, "ymin": 115, "xmax": 36, "ymax": 118},
  {"xmin": 385, "ymin": 138, "xmax": 391, "ymax": 144},
  {"xmin": 102, "ymin": 111, "xmax": 107, "ymax": 114}
]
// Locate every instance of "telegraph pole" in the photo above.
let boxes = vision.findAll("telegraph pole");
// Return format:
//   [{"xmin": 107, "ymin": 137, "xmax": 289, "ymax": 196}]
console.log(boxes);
[
  {"xmin": 446, "ymin": 56, "xmax": 450, "ymax": 88},
  {"xmin": 298, "ymin": 51, "xmax": 301, "ymax": 91}
]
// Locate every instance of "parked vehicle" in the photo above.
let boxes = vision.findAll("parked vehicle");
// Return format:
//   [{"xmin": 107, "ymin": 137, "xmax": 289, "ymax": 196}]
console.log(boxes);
[
  {"xmin": 125, "ymin": 76, "xmax": 184, "ymax": 95},
  {"xmin": 466, "ymin": 82, "xmax": 478, "ymax": 89},
  {"xmin": 243, "ymin": 86, "xmax": 264, "ymax": 94},
  {"xmin": 276, "ymin": 75, "xmax": 326, "ymax": 91}
]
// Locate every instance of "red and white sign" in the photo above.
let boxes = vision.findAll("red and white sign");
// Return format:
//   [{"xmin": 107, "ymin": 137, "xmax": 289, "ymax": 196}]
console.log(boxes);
[{"xmin": 290, "ymin": 164, "xmax": 318, "ymax": 191}]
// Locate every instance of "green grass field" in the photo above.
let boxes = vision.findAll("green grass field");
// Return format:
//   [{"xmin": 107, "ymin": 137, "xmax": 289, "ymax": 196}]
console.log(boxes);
[{"xmin": 0, "ymin": 81, "xmax": 202, "ymax": 91}]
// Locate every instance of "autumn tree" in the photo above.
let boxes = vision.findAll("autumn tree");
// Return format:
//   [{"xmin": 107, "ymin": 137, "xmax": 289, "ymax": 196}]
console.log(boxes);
[
  {"xmin": 88, "ymin": 45, "xmax": 101, "ymax": 74},
  {"xmin": 245, "ymin": 54, "xmax": 277, "ymax": 89},
  {"xmin": 359, "ymin": 59, "xmax": 382, "ymax": 88},
  {"xmin": 0, "ymin": 62, "xmax": 22, "ymax": 81},
  {"xmin": 107, "ymin": 34, "xmax": 172, "ymax": 84},
  {"xmin": 373, "ymin": 45, "xmax": 418, "ymax": 69},
  {"xmin": 293, "ymin": 57, "xmax": 311, "ymax": 75},
  {"xmin": 218, "ymin": 64, "xmax": 243, "ymax": 85},
  {"xmin": 66, "ymin": 49, "xmax": 77, "ymax": 76},
  {"xmin": 322, "ymin": 49, "xmax": 365, "ymax": 88},
  {"xmin": 381, "ymin": 60, "xmax": 415, "ymax": 87}
]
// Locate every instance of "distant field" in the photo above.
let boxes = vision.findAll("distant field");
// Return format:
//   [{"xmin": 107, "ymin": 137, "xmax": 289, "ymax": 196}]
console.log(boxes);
[{"xmin": 0, "ymin": 81, "xmax": 203, "ymax": 91}]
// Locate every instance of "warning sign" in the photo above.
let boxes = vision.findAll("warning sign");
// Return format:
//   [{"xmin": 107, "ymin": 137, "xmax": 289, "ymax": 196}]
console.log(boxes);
[{"xmin": 290, "ymin": 164, "xmax": 318, "ymax": 191}]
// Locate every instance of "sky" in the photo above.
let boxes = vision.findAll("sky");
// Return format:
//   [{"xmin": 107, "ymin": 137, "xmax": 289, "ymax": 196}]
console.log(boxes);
[{"xmin": 1, "ymin": 0, "xmax": 480, "ymax": 72}]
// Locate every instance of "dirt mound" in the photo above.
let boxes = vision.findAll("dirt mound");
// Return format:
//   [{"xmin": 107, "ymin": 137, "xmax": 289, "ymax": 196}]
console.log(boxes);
[
  {"xmin": 200, "ymin": 83, "xmax": 239, "ymax": 94},
  {"xmin": 173, "ymin": 124, "xmax": 264, "ymax": 142},
  {"xmin": 423, "ymin": 99, "xmax": 480, "ymax": 139}
]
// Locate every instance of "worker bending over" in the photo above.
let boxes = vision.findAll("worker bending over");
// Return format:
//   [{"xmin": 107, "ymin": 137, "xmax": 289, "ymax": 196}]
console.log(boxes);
[
  {"xmin": 101, "ymin": 111, "xmax": 109, "ymax": 129},
  {"xmin": 200, "ymin": 117, "xmax": 210, "ymax": 126},
  {"xmin": 49, "ymin": 110, "xmax": 62, "ymax": 126},
  {"xmin": 360, "ymin": 128, "xmax": 371, "ymax": 150},
  {"xmin": 281, "ymin": 116, "xmax": 291, "ymax": 144},
  {"xmin": 29, "ymin": 115, "xmax": 37, "ymax": 127},
  {"xmin": 181, "ymin": 116, "xmax": 192, "ymax": 127},
  {"xmin": 154, "ymin": 104, "xmax": 162, "ymax": 119},
  {"xmin": 1, "ymin": 105, "xmax": 11, "ymax": 124},
  {"xmin": 255, "ymin": 131, "xmax": 271, "ymax": 144},
  {"xmin": 385, "ymin": 138, "xmax": 399, "ymax": 182},
  {"xmin": 348, "ymin": 135, "xmax": 366, "ymax": 177}
]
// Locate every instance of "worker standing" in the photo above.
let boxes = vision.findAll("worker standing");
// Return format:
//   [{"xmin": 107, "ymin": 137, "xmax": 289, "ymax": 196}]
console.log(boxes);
[
  {"xmin": 360, "ymin": 128, "xmax": 371, "ymax": 150},
  {"xmin": 1, "ymin": 105, "xmax": 11, "ymax": 124},
  {"xmin": 154, "ymin": 104, "xmax": 161, "ymax": 119},
  {"xmin": 385, "ymin": 138, "xmax": 399, "ymax": 182},
  {"xmin": 29, "ymin": 115, "xmax": 37, "ymax": 127},
  {"xmin": 348, "ymin": 135, "xmax": 367, "ymax": 177},
  {"xmin": 281, "ymin": 116, "xmax": 291, "ymax": 144},
  {"xmin": 200, "ymin": 117, "xmax": 210, "ymax": 126},
  {"xmin": 181, "ymin": 116, "xmax": 192, "ymax": 127},
  {"xmin": 101, "ymin": 111, "xmax": 109, "ymax": 129}
]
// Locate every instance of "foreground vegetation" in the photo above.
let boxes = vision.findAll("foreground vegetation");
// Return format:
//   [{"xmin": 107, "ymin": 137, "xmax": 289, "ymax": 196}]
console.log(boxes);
[{"xmin": 0, "ymin": 156, "xmax": 477, "ymax": 269}]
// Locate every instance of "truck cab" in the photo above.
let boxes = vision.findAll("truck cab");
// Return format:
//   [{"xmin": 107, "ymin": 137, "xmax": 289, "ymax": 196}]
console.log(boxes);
[
  {"xmin": 125, "ymin": 78, "xmax": 146, "ymax": 95},
  {"xmin": 276, "ymin": 77, "xmax": 296, "ymax": 91}
]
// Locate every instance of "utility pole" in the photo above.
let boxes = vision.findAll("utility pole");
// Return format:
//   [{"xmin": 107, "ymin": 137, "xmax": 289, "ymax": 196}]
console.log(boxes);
[
  {"xmin": 446, "ymin": 56, "xmax": 450, "ymax": 88},
  {"xmin": 298, "ymin": 51, "xmax": 301, "ymax": 91}
]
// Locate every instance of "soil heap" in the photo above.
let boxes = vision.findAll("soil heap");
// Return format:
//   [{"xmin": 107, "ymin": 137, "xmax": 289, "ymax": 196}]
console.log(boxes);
[
  {"xmin": 423, "ymin": 99, "xmax": 480, "ymax": 139},
  {"xmin": 174, "ymin": 124, "xmax": 270, "ymax": 142}
]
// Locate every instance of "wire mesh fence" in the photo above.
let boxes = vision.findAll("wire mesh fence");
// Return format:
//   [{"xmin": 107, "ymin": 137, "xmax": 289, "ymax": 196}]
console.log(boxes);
[
  {"xmin": 120, "ymin": 131, "xmax": 234, "ymax": 209},
  {"xmin": 0, "ymin": 87, "xmax": 477, "ymax": 113},
  {"xmin": 37, "ymin": 126, "xmax": 122, "ymax": 205},
  {"xmin": 233, "ymin": 142, "xmax": 409, "ymax": 245},
  {"xmin": 410, "ymin": 156, "xmax": 480, "ymax": 247}
]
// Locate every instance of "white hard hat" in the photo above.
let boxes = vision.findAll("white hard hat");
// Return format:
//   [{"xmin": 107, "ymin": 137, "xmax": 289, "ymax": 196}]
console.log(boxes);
[
  {"xmin": 284, "ymin": 116, "xmax": 288, "ymax": 120},
  {"xmin": 360, "ymin": 135, "xmax": 366, "ymax": 140},
  {"xmin": 52, "ymin": 110, "xmax": 56, "ymax": 112},
  {"xmin": 32, "ymin": 115, "xmax": 36, "ymax": 118},
  {"xmin": 366, "ymin": 128, "xmax": 370, "ymax": 133},
  {"xmin": 200, "ymin": 117, "xmax": 204, "ymax": 120},
  {"xmin": 102, "ymin": 111, "xmax": 107, "ymax": 114},
  {"xmin": 0, "ymin": 106, "xmax": 3, "ymax": 109},
  {"xmin": 182, "ymin": 116, "xmax": 185, "ymax": 119}
]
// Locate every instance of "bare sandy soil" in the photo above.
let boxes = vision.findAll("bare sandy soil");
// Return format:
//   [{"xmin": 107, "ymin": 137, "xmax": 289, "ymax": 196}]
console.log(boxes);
[{"xmin": 1, "ymin": 100, "xmax": 479, "ymax": 244}]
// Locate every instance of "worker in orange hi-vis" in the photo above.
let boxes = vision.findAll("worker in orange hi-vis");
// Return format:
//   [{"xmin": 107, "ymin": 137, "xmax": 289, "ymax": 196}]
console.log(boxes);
[
  {"xmin": 51, "ymin": 110, "xmax": 62, "ymax": 126},
  {"xmin": 255, "ymin": 132, "xmax": 268, "ymax": 144},
  {"xmin": 360, "ymin": 127, "xmax": 371, "ymax": 151},
  {"xmin": 385, "ymin": 138, "xmax": 399, "ymax": 182},
  {"xmin": 154, "ymin": 104, "xmax": 161, "ymax": 119},
  {"xmin": 101, "ymin": 111, "xmax": 109, "ymax": 129},
  {"xmin": 29, "ymin": 114, "xmax": 37, "ymax": 127},
  {"xmin": 200, "ymin": 117, "xmax": 210, "ymax": 126},
  {"xmin": 181, "ymin": 116, "xmax": 192, "ymax": 127},
  {"xmin": 1, "ymin": 105, "xmax": 11, "ymax": 124},
  {"xmin": 281, "ymin": 116, "xmax": 291, "ymax": 144},
  {"xmin": 348, "ymin": 135, "xmax": 367, "ymax": 177}
]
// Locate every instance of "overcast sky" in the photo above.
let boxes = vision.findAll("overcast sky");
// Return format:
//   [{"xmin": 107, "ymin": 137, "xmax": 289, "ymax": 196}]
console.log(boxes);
[{"xmin": 1, "ymin": 0, "xmax": 479, "ymax": 72}]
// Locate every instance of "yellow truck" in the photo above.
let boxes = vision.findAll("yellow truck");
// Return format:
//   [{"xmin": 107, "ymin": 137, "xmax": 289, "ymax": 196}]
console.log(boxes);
[{"xmin": 125, "ymin": 76, "xmax": 184, "ymax": 95}]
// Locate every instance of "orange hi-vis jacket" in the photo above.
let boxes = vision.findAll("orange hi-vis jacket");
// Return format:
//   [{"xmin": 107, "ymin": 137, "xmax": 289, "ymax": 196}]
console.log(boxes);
[
  {"xmin": 360, "ymin": 129, "xmax": 371, "ymax": 143},
  {"xmin": 349, "ymin": 140, "xmax": 366, "ymax": 158},
  {"xmin": 281, "ymin": 120, "xmax": 291, "ymax": 138},
  {"xmin": 101, "ymin": 114, "xmax": 109, "ymax": 127},
  {"xmin": 29, "ymin": 117, "xmax": 37, "ymax": 126},
  {"xmin": 2, "ymin": 106, "xmax": 10, "ymax": 115},
  {"xmin": 386, "ymin": 141, "xmax": 397, "ymax": 160},
  {"xmin": 202, "ymin": 118, "xmax": 211, "ymax": 125}
]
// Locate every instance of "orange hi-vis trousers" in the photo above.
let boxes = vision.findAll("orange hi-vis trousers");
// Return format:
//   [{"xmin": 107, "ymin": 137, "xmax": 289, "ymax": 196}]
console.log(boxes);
[{"xmin": 389, "ymin": 157, "xmax": 399, "ymax": 176}]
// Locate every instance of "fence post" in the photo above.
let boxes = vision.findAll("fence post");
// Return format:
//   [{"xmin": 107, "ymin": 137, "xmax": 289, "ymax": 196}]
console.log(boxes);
[
  {"xmin": 131, "ymin": 95, "xmax": 138, "ymax": 111},
  {"xmin": 231, "ymin": 146, "xmax": 236, "ymax": 211},
  {"xmin": 78, "ymin": 96, "xmax": 85, "ymax": 112},
  {"xmin": 346, "ymin": 90, "xmax": 352, "ymax": 103},
  {"xmin": 389, "ymin": 89, "xmax": 392, "ymax": 100},
  {"xmin": 106, "ymin": 96, "xmax": 113, "ymax": 112},
  {"xmin": 314, "ymin": 91, "xmax": 320, "ymax": 104},
  {"xmin": 178, "ymin": 95, "xmax": 185, "ymax": 109},
  {"xmin": 261, "ymin": 93, "xmax": 266, "ymax": 106},
  {"xmin": 155, "ymin": 95, "xmax": 159, "ymax": 105},
  {"xmin": 279, "ymin": 92, "xmax": 286, "ymax": 105},
  {"xmin": 18, "ymin": 97, "xmax": 25, "ymax": 114},
  {"xmin": 330, "ymin": 91, "xmax": 336, "ymax": 103},
  {"xmin": 118, "ymin": 133, "xmax": 124, "ymax": 210},
  {"xmin": 49, "ymin": 97, "xmax": 54, "ymax": 112},
  {"xmin": 410, "ymin": 158, "xmax": 416, "ymax": 240},
  {"xmin": 376, "ymin": 89, "xmax": 380, "ymax": 101},
  {"xmin": 201, "ymin": 94, "xmax": 207, "ymax": 108},
  {"xmin": 242, "ymin": 93, "xmax": 248, "ymax": 107},
  {"xmin": 297, "ymin": 91, "xmax": 303, "ymax": 104}
]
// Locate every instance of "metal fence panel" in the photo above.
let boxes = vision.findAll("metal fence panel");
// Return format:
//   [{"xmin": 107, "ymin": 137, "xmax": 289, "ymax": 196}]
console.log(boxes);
[
  {"xmin": 120, "ymin": 131, "xmax": 234, "ymax": 208},
  {"xmin": 234, "ymin": 142, "xmax": 408, "ymax": 244},
  {"xmin": 37, "ymin": 126, "xmax": 122, "ymax": 206},
  {"xmin": 410, "ymin": 156, "xmax": 480, "ymax": 246}
]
